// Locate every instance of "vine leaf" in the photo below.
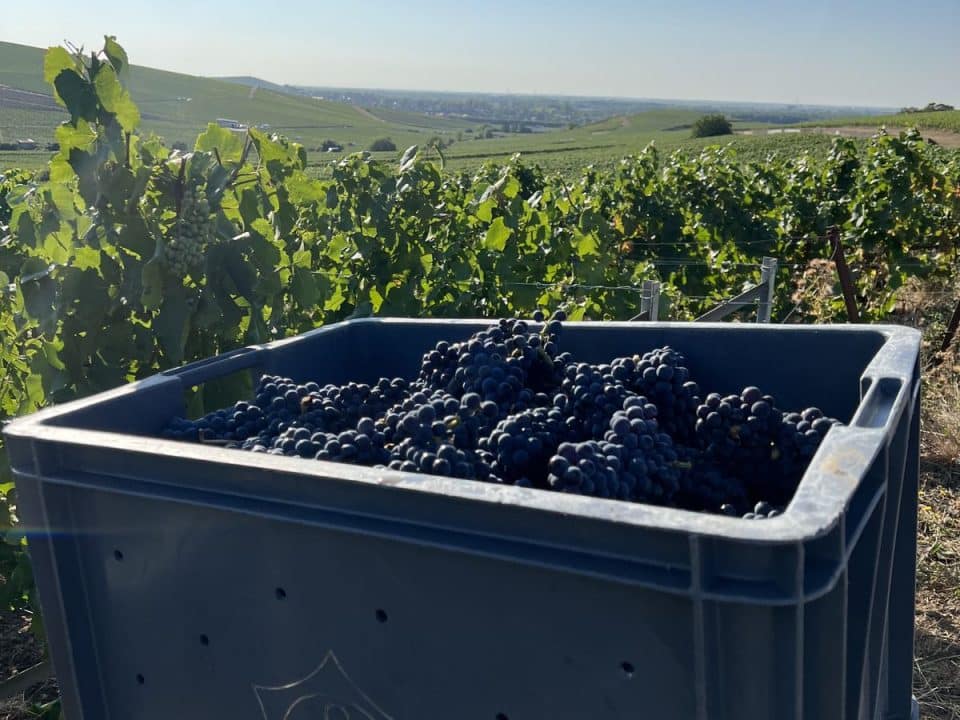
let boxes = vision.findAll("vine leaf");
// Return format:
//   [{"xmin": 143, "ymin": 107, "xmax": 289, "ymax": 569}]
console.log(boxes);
[
  {"xmin": 195, "ymin": 124, "xmax": 246, "ymax": 164},
  {"xmin": 140, "ymin": 257, "xmax": 164, "ymax": 310},
  {"xmin": 93, "ymin": 64, "xmax": 140, "ymax": 132},
  {"xmin": 103, "ymin": 36, "xmax": 129, "ymax": 75},
  {"xmin": 43, "ymin": 48, "xmax": 76, "ymax": 85},
  {"xmin": 154, "ymin": 287, "xmax": 192, "ymax": 366},
  {"xmin": 484, "ymin": 217, "xmax": 512, "ymax": 252},
  {"xmin": 52, "ymin": 70, "xmax": 98, "ymax": 122}
]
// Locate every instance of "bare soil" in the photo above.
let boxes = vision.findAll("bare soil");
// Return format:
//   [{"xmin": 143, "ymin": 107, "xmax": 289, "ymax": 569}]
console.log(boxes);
[{"xmin": 0, "ymin": 608, "xmax": 57, "ymax": 720}]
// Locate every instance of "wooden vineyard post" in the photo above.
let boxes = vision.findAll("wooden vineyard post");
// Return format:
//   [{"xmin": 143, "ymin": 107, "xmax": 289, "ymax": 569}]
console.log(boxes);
[
  {"xmin": 932, "ymin": 295, "xmax": 960, "ymax": 367},
  {"xmin": 829, "ymin": 227, "xmax": 861, "ymax": 322}
]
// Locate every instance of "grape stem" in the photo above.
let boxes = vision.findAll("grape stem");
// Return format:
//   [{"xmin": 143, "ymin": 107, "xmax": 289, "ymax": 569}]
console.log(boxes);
[
  {"xmin": 225, "ymin": 134, "xmax": 254, "ymax": 190},
  {"xmin": 174, "ymin": 156, "xmax": 186, "ymax": 217}
]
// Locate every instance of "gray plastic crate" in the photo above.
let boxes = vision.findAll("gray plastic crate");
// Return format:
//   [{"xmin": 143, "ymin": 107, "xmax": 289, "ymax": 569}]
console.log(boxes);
[{"xmin": 5, "ymin": 320, "xmax": 921, "ymax": 720}]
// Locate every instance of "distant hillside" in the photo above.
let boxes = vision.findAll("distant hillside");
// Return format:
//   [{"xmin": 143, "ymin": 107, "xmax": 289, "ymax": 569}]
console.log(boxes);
[
  {"xmin": 0, "ymin": 40, "xmax": 474, "ymax": 150},
  {"xmin": 217, "ymin": 76, "xmax": 305, "ymax": 98}
]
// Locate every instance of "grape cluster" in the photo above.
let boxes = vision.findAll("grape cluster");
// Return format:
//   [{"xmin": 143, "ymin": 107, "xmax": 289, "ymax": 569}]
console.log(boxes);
[
  {"xmin": 546, "ymin": 399, "xmax": 681, "ymax": 503},
  {"xmin": 417, "ymin": 317, "xmax": 567, "ymax": 418},
  {"xmin": 612, "ymin": 347, "xmax": 701, "ymax": 445},
  {"xmin": 164, "ymin": 185, "xmax": 212, "ymax": 276},
  {"xmin": 161, "ymin": 315, "xmax": 843, "ymax": 519},
  {"xmin": 694, "ymin": 387, "xmax": 841, "ymax": 508},
  {"xmin": 555, "ymin": 362, "xmax": 637, "ymax": 441},
  {"xmin": 482, "ymin": 406, "xmax": 570, "ymax": 486}
]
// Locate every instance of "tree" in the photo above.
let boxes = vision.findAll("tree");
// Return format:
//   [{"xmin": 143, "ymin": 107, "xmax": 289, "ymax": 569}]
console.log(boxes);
[
  {"xmin": 369, "ymin": 137, "xmax": 397, "ymax": 152},
  {"xmin": 691, "ymin": 114, "xmax": 733, "ymax": 138}
]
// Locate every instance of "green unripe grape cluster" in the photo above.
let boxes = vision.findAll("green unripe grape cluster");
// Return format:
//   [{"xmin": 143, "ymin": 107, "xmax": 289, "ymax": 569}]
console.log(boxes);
[{"xmin": 164, "ymin": 186, "xmax": 213, "ymax": 276}]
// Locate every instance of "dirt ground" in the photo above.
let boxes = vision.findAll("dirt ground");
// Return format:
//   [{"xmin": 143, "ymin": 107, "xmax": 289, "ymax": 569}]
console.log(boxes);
[{"xmin": 0, "ymin": 608, "xmax": 57, "ymax": 720}]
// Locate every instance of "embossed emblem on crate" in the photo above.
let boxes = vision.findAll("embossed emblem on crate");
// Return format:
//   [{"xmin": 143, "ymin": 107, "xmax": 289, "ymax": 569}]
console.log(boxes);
[{"xmin": 254, "ymin": 651, "xmax": 393, "ymax": 720}]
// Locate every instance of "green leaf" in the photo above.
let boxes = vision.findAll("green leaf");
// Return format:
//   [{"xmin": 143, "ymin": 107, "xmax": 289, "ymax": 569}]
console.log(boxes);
[
  {"xmin": 103, "ymin": 36, "xmax": 129, "ymax": 76},
  {"xmin": 140, "ymin": 258, "xmax": 163, "ymax": 310},
  {"xmin": 20, "ymin": 267, "xmax": 57, "ymax": 334},
  {"xmin": 42, "ymin": 340, "xmax": 66, "ymax": 371},
  {"xmin": 154, "ymin": 288, "xmax": 191, "ymax": 366},
  {"xmin": 195, "ymin": 123, "xmax": 246, "ymax": 163},
  {"xmin": 53, "ymin": 70, "xmax": 98, "ymax": 122},
  {"xmin": 249, "ymin": 128, "xmax": 305, "ymax": 174},
  {"xmin": 292, "ymin": 248, "xmax": 311, "ymax": 268},
  {"xmin": 93, "ymin": 64, "xmax": 140, "ymax": 132},
  {"xmin": 483, "ymin": 217, "xmax": 512, "ymax": 252},
  {"xmin": 48, "ymin": 183, "xmax": 77, "ymax": 220},
  {"xmin": 575, "ymin": 231, "xmax": 599, "ymax": 258},
  {"xmin": 285, "ymin": 173, "xmax": 325, "ymax": 205},
  {"xmin": 21, "ymin": 373, "xmax": 45, "ymax": 413},
  {"xmin": 475, "ymin": 199, "xmax": 495, "ymax": 223},
  {"xmin": 502, "ymin": 176, "xmax": 521, "ymax": 200},
  {"xmin": 43, "ymin": 47, "xmax": 75, "ymax": 86},
  {"xmin": 369, "ymin": 285, "xmax": 384, "ymax": 312},
  {"xmin": 290, "ymin": 267, "xmax": 318, "ymax": 307},
  {"xmin": 55, "ymin": 119, "xmax": 96, "ymax": 151},
  {"xmin": 221, "ymin": 244, "xmax": 256, "ymax": 300}
]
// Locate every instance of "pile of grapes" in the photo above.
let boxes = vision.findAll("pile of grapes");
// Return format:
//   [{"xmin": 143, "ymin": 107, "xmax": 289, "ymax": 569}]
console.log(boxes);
[{"xmin": 161, "ymin": 314, "xmax": 840, "ymax": 518}]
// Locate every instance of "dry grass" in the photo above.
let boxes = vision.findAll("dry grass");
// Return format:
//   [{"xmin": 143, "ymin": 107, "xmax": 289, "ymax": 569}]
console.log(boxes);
[
  {"xmin": 892, "ymin": 273, "xmax": 960, "ymax": 720},
  {"xmin": 915, "ymin": 355, "xmax": 960, "ymax": 720}
]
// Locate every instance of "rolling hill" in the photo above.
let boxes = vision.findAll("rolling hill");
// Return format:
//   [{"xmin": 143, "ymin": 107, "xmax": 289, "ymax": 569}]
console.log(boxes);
[
  {"xmin": 5, "ymin": 39, "xmax": 935, "ymax": 177},
  {"xmin": 0, "ymin": 40, "xmax": 474, "ymax": 153}
]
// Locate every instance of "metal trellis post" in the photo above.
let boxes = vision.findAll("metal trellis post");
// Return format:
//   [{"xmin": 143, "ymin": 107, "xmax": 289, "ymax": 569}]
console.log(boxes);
[
  {"xmin": 757, "ymin": 256, "xmax": 778, "ymax": 324},
  {"xmin": 632, "ymin": 280, "xmax": 661, "ymax": 321}
]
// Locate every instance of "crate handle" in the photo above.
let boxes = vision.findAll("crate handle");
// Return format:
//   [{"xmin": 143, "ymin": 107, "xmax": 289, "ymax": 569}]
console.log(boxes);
[
  {"xmin": 852, "ymin": 375, "xmax": 909, "ymax": 430},
  {"xmin": 162, "ymin": 346, "xmax": 265, "ymax": 387}
]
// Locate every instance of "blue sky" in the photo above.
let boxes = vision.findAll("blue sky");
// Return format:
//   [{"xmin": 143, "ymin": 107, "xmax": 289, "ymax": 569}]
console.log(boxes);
[{"xmin": 3, "ymin": 0, "xmax": 958, "ymax": 107}]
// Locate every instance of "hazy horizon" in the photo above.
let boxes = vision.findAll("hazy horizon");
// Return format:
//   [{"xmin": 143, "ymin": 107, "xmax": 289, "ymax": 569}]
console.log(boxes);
[
  {"xmin": 236, "ymin": 77, "xmax": 898, "ymax": 111},
  {"xmin": 3, "ymin": 0, "xmax": 958, "ymax": 108}
]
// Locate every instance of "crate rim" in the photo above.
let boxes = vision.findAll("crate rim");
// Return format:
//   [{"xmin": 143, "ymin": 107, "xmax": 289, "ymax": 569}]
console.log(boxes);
[{"xmin": 4, "ymin": 319, "xmax": 921, "ymax": 546}]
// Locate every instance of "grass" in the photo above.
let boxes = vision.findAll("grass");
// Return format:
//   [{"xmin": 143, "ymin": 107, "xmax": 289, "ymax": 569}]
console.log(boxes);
[
  {"xmin": 915, "ymin": 368, "xmax": 960, "ymax": 720},
  {"xmin": 0, "ymin": 151, "xmax": 50, "ymax": 172},
  {"xmin": 0, "ymin": 108, "xmax": 63, "ymax": 146}
]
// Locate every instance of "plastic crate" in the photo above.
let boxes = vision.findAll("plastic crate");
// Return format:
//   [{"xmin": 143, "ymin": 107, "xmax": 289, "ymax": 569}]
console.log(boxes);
[{"xmin": 5, "ymin": 320, "xmax": 921, "ymax": 720}]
